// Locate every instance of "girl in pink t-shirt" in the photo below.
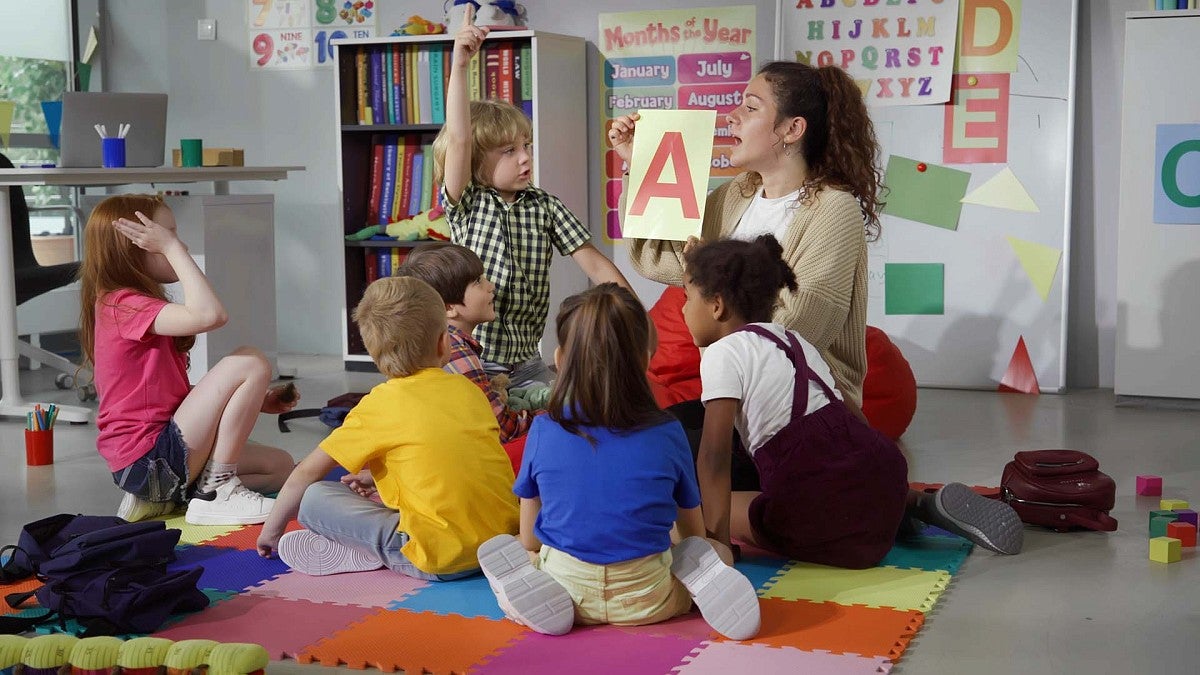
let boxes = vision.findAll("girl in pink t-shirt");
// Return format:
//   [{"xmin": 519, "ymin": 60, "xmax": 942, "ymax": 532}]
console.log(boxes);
[{"xmin": 80, "ymin": 195, "xmax": 296, "ymax": 526}]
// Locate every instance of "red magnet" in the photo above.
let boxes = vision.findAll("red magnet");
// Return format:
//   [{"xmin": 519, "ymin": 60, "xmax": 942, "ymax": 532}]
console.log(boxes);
[{"xmin": 916, "ymin": 163, "xmax": 927, "ymax": 172}]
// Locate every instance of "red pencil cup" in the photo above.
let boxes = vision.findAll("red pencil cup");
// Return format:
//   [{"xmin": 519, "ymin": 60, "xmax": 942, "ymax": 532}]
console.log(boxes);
[{"xmin": 25, "ymin": 429, "xmax": 54, "ymax": 466}]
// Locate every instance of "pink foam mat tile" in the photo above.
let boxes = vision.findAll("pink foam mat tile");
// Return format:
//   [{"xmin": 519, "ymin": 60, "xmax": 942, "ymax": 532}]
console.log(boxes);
[
  {"xmin": 475, "ymin": 624, "xmax": 705, "ymax": 675},
  {"xmin": 672, "ymin": 642, "xmax": 892, "ymax": 674},
  {"xmin": 153, "ymin": 594, "xmax": 380, "ymax": 659},
  {"xmin": 246, "ymin": 569, "xmax": 430, "ymax": 608},
  {"xmin": 608, "ymin": 612, "xmax": 719, "ymax": 642}
]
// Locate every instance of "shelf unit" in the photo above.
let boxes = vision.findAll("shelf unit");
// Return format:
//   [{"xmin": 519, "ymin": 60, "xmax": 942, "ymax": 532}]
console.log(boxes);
[{"xmin": 332, "ymin": 31, "xmax": 588, "ymax": 370}]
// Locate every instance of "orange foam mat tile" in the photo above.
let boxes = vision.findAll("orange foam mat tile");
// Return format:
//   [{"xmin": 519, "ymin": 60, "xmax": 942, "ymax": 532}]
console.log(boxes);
[
  {"xmin": 715, "ymin": 598, "xmax": 923, "ymax": 661},
  {"xmin": 296, "ymin": 609, "xmax": 529, "ymax": 673},
  {"xmin": 0, "ymin": 578, "xmax": 40, "ymax": 615},
  {"xmin": 204, "ymin": 519, "xmax": 304, "ymax": 550}
]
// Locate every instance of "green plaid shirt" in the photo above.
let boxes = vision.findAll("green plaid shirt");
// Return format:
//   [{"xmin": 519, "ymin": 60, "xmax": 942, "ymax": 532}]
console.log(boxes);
[{"xmin": 443, "ymin": 182, "xmax": 591, "ymax": 364}]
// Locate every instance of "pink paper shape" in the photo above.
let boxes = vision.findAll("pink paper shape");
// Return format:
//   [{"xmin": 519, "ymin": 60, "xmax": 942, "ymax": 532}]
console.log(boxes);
[
  {"xmin": 477, "ymin": 624, "xmax": 702, "ymax": 675},
  {"xmin": 246, "ymin": 569, "xmax": 429, "ymax": 608},
  {"xmin": 673, "ymin": 641, "xmax": 892, "ymax": 674},
  {"xmin": 154, "ymin": 594, "xmax": 379, "ymax": 659}
]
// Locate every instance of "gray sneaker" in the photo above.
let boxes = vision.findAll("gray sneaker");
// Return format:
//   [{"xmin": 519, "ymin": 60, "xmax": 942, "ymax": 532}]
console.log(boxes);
[
  {"xmin": 478, "ymin": 534, "xmax": 574, "ymax": 636},
  {"xmin": 926, "ymin": 482, "xmax": 1024, "ymax": 555},
  {"xmin": 671, "ymin": 537, "xmax": 761, "ymax": 641},
  {"xmin": 117, "ymin": 491, "xmax": 177, "ymax": 522}
]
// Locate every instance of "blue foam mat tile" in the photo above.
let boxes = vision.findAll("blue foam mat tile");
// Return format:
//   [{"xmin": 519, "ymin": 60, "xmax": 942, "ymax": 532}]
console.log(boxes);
[
  {"xmin": 387, "ymin": 573, "xmax": 506, "ymax": 620},
  {"xmin": 734, "ymin": 555, "xmax": 791, "ymax": 593},
  {"xmin": 880, "ymin": 536, "xmax": 973, "ymax": 574},
  {"xmin": 168, "ymin": 546, "xmax": 290, "ymax": 593}
]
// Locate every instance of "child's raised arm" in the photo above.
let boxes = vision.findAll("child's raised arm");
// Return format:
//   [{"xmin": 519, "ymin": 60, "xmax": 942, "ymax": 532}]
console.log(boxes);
[
  {"xmin": 442, "ymin": 5, "xmax": 489, "ymax": 204},
  {"xmin": 115, "ymin": 210, "xmax": 227, "ymax": 336}
]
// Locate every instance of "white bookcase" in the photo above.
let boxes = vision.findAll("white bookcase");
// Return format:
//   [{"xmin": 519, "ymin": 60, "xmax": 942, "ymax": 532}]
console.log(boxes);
[{"xmin": 331, "ymin": 32, "xmax": 589, "ymax": 371}]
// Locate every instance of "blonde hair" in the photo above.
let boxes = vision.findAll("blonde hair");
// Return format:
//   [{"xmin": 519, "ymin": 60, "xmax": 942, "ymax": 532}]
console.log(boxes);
[
  {"xmin": 78, "ymin": 194, "xmax": 193, "ymax": 366},
  {"xmin": 432, "ymin": 99, "xmax": 533, "ymax": 187},
  {"xmin": 353, "ymin": 276, "xmax": 446, "ymax": 378}
]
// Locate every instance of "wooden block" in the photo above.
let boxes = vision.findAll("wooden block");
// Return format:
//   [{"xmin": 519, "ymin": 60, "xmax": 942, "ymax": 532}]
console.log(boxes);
[
  {"xmin": 1150, "ymin": 516, "xmax": 1176, "ymax": 538},
  {"xmin": 1160, "ymin": 499, "xmax": 1190, "ymax": 510},
  {"xmin": 1136, "ymin": 475, "xmax": 1163, "ymax": 496},
  {"xmin": 1171, "ymin": 509, "xmax": 1198, "ymax": 527},
  {"xmin": 1166, "ymin": 522, "xmax": 1196, "ymax": 547},
  {"xmin": 1149, "ymin": 509, "xmax": 1178, "ymax": 529},
  {"xmin": 171, "ymin": 148, "xmax": 246, "ymax": 167},
  {"xmin": 1149, "ymin": 536, "xmax": 1181, "ymax": 563}
]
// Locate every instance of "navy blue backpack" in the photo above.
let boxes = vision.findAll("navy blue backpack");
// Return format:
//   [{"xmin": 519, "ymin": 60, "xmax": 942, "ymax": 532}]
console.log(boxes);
[{"xmin": 0, "ymin": 513, "xmax": 208, "ymax": 636}]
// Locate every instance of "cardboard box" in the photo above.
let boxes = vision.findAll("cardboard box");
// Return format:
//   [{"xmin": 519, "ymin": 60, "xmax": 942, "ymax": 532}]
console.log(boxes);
[{"xmin": 171, "ymin": 148, "xmax": 245, "ymax": 167}]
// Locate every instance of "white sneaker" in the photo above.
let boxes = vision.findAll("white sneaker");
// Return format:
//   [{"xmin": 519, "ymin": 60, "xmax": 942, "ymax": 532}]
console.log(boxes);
[
  {"xmin": 478, "ymin": 534, "xmax": 574, "ymax": 636},
  {"xmin": 184, "ymin": 477, "xmax": 275, "ymax": 526},
  {"xmin": 117, "ymin": 492, "xmax": 177, "ymax": 522},
  {"xmin": 277, "ymin": 530, "xmax": 384, "ymax": 576},
  {"xmin": 671, "ymin": 537, "xmax": 761, "ymax": 641}
]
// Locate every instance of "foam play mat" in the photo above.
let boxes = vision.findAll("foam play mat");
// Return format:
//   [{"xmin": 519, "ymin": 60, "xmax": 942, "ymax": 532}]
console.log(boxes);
[{"xmin": 2, "ymin": 516, "xmax": 974, "ymax": 674}]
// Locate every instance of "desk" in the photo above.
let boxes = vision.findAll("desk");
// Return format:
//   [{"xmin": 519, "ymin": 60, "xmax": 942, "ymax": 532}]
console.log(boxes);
[{"xmin": 0, "ymin": 166, "xmax": 303, "ymax": 423}]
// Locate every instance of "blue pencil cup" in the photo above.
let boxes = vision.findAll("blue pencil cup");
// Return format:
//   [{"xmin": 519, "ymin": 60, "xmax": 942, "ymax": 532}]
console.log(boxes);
[{"xmin": 101, "ymin": 137, "xmax": 126, "ymax": 168}]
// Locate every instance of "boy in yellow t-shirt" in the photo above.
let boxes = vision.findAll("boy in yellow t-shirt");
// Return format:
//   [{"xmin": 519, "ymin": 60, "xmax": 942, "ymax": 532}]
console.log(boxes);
[{"xmin": 256, "ymin": 276, "xmax": 519, "ymax": 578}]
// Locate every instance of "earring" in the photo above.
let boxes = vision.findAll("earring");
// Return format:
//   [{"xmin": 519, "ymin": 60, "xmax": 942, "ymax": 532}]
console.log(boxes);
[{"xmin": 783, "ymin": 142, "xmax": 792, "ymax": 157}]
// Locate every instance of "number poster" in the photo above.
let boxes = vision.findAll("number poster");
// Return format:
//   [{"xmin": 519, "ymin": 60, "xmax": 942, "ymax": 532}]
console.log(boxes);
[{"xmin": 248, "ymin": 0, "xmax": 377, "ymax": 70}]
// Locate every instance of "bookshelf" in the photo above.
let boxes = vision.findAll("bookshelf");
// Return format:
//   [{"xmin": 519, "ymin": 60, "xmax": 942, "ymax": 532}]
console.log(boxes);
[{"xmin": 332, "ymin": 31, "xmax": 588, "ymax": 370}]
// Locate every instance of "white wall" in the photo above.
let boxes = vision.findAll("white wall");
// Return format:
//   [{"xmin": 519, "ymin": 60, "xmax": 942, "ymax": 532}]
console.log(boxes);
[{"xmin": 100, "ymin": 0, "xmax": 1130, "ymax": 389}]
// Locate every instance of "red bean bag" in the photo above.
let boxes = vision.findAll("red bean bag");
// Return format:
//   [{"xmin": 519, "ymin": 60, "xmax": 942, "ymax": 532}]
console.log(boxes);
[
  {"xmin": 862, "ymin": 326, "xmax": 917, "ymax": 441},
  {"xmin": 646, "ymin": 287, "xmax": 702, "ymax": 408},
  {"xmin": 645, "ymin": 287, "xmax": 917, "ymax": 440},
  {"xmin": 502, "ymin": 435, "xmax": 527, "ymax": 477}
]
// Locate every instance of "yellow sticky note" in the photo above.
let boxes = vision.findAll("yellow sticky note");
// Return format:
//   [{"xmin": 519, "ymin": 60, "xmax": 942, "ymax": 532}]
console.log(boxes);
[
  {"xmin": 622, "ymin": 109, "xmax": 715, "ymax": 241},
  {"xmin": 83, "ymin": 26, "xmax": 100, "ymax": 64},
  {"xmin": 962, "ymin": 167, "xmax": 1039, "ymax": 212},
  {"xmin": 1006, "ymin": 236, "xmax": 1061, "ymax": 302},
  {"xmin": 0, "ymin": 100, "xmax": 14, "ymax": 148}
]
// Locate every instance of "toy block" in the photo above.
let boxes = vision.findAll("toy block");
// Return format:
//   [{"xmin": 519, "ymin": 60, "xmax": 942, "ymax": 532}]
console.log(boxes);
[
  {"xmin": 1166, "ymin": 522, "xmax": 1197, "ymax": 547},
  {"xmin": 1149, "ymin": 536, "xmax": 1181, "ymax": 563},
  {"xmin": 1150, "ymin": 516, "xmax": 1176, "ymax": 538},
  {"xmin": 1171, "ymin": 509, "xmax": 1198, "ymax": 528},
  {"xmin": 1137, "ymin": 475, "xmax": 1163, "ymax": 496},
  {"xmin": 1160, "ymin": 499, "xmax": 1189, "ymax": 510},
  {"xmin": 1149, "ymin": 510, "xmax": 1178, "ymax": 529}
]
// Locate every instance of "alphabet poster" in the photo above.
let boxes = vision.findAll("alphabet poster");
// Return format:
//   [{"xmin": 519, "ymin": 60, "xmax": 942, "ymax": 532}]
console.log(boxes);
[
  {"xmin": 598, "ymin": 6, "xmax": 756, "ymax": 240},
  {"xmin": 779, "ymin": 0, "xmax": 961, "ymax": 106},
  {"xmin": 623, "ymin": 110, "xmax": 717, "ymax": 241}
]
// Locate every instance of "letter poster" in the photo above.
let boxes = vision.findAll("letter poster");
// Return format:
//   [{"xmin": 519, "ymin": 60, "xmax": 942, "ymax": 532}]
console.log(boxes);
[
  {"xmin": 599, "ymin": 6, "xmax": 756, "ymax": 239},
  {"xmin": 779, "ymin": 0, "xmax": 960, "ymax": 106}
]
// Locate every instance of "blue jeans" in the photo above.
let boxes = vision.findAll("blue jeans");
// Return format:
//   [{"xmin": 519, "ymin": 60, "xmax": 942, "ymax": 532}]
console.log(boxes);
[
  {"xmin": 484, "ymin": 355, "xmax": 553, "ymax": 388},
  {"xmin": 297, "ymin": 482, "xmax": 477, "ymax": 582},
  {"xmin": 111, "ymin": 420, "xmax": 191, "ymax": 504}
]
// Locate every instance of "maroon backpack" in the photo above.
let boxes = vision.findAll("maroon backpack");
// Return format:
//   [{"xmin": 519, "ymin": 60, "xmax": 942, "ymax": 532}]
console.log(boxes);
[{"xmin": 1000, "ymin": 450, "xmax": 1118, "ymax": 532}]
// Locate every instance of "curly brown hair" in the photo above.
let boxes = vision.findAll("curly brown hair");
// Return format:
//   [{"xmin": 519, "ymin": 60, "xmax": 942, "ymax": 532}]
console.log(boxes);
[
  {"xmin": 684, "ymin": 235, "xmax": 798, "ymax": 323},
  {"xmin": 750, "ymin": 61, "xmax": 886, "ymax": 241}
]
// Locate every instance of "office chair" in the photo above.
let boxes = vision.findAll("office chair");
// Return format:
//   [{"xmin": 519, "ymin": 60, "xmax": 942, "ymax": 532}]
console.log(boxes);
[{"xmin": 0, "ymin": 151, "xmax": 95, "ymax": 401}]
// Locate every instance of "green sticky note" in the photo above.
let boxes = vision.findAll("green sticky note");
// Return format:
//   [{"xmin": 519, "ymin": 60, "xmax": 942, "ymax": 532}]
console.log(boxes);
[
  {"xmin": 883, "ymin": 155, "xmax": 971, "ymax": 230},
  {"xmin": 885, "ymin": 263, "xmax": 944, "ymax": 315},
  {"xmin": 76, "ymin": 62, "xmax": 92, "ymax": 92}
]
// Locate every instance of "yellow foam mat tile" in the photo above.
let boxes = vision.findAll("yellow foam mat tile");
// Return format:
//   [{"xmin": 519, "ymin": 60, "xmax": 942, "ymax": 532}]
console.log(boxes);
[
  {"xmin": 154, "ymin": 514, "xmax": 246, "ymax": 545},
  {"xmin": 759, "ymin": 562, "xmax": 951, "ymax": 612}
]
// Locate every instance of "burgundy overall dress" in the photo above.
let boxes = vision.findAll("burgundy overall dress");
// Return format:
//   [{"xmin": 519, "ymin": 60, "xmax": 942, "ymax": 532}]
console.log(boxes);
[{"xmin": 740, "ymin": 325, "xmax": 909, "ymax": 569}]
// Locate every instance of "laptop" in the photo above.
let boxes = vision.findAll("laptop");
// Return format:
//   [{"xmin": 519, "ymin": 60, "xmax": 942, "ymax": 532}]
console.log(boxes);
[{"xmin": 59, "ymin": 92, "xmax": 168, "ymax": 168}]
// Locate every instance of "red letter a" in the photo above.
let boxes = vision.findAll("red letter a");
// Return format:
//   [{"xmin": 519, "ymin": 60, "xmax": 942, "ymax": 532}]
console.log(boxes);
[{"xmin": 628, "ymin": 132, "xmax": 700, "ymax": 219}]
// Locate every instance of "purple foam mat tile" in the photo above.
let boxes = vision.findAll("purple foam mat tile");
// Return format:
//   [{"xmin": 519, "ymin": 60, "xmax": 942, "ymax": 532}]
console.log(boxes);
[
  {"xmin": 153, "ymin": 594, "xmax": 382, "ymax": 659},
  {"xmin": 247, "ymin": 569, "xmax": 431, "ymax": 608},
  {"xmin": 475, "ymin": 623, "xmax": 705, "ymax": 675},
  {"xmin": 671, "ymin": 642, "xmax": 891, "ymax": 674},
  {"xmin": 168, "ymin": 545, "xmax": 291, "ymax": 592}
]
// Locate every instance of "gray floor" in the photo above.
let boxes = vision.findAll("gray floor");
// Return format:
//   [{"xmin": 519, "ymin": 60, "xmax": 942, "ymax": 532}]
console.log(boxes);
[{"xmin": 3, "ymin": 356, "xmax": 1197, "ymax": 674}]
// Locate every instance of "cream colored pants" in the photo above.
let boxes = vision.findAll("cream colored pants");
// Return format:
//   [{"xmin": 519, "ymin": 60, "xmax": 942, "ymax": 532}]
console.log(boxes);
[{"xmin": 535, "ymin": 545, "xmax": 693, "ymax": 626}]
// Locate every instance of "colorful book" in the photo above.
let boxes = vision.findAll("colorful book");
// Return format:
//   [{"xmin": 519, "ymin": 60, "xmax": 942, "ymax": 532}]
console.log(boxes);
[
  {"xmin": 366, "ymin": 137, "xmax": 385, "ymax": 224},
  {"xmin": 430, "ymin": 48, "xmax": 446, "ymax": 124},
  {"xmin": 391, "ymin": 249, "xmax": 402, "ymax": 275},
  {"xmin": 498, "ymin": 41, "xmax": 514, "ymax": 104},
  {"xmin": 407, "ymin": 47, "xmax": 420, "ymax": 125},
  {"xmin": 420, "ymin": 142, "xmax": 435, "ymax": 213},
  {"xmin": 484, "ymin": 43, "xmax": 501, "ymax": 100},
  {"xmin": 395, "ymin": 45, "xmax": 407, "ymax": 124},
  {"xmin": 369, "ymin": 47, "xmax": 385, "ymax": 125},
  {"xmin": 379, "ymin": 138, "xmax": 399, "ymax": 225},
  {"xmin": 469, "ymin": 50, "xmax": 483, "ymax": 100},
  {"xmin": 399, "ymin": 140, "xmax": 417, "ymax": 218},
  {"xmin": 365, "ymin": 249, "xmax": 379, "ymax": 285},
  {"xmin": 519, "ymin": 43, "xmax": 533, "ymax": 102},
  {"xmin": 417, "ymin": 47, "xmax": 433, "ymax": 124},
  {"xmin": 383, "ymin": 47, "xmax": 395, "ymax": 124},
  {"xmin": 409, "ymin": 151, "xmax": 425, "ymax": 217},
  {"xmin": 378, "ymin": 248, "xmax": 391, "ymax": 278},
  {"xmin": 391, "ymin": 136, "xmax": 407, "ymax": 222},
  {"xmin": 355, "ymin": 49, "xmax": 369, "ymax": 124},
  {"xmin": 390, "ymin": 46, "xmax": 402, "ymax": 125}
]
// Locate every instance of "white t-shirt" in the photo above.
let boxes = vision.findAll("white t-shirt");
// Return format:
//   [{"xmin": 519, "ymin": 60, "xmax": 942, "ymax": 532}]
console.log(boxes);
[
  {"xmin": 730, "ymin": 188, "xmax": 801, "ymax": 242},
  {"xmin": 700, "ymin": 323, "xmax": 841, "ymax": 455}
]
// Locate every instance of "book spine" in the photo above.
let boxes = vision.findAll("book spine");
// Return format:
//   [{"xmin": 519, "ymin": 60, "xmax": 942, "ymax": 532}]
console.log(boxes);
[
  {"xmin": 519, "ymin": 43, "xmax": 533, "ymax": 102},
  {"xmin": 365, "ymin": 249, "xmax": 379, "ymax": 285},
  {"xmin": 384, "ymin": 47, "xmax": 395, "ymax": 124},
  {"xmin": 407, "ymin": 47, "xmax": 419, "ymax": 125},
  {"xmin": 469, "ymin": 50, "xmax": 483, "ymax": 100},
  {"xmin": 356, "ymin": 49, "xmax": 369, "ymax": 124},
  {"xmin": 396, "ymin": 45, "xmax": 408, "ymax": 124},
  {"xmin": 367, "ymin": 137, "xmax": 384, "ymax": 224},
  {"xmin": 484, "ymin": 43, "xmax": 501, "ymax": 100},
  {"xmin": 391, "ymin": 137, "xmax": 406, "ymax": 222},
  {"xmin": 380, "ymin": 139, "xmax": 398, "ymax": 225},
  {"xmin": 418, "ymin": 47, "xmax": 433, "ymax": 124},
  {"xmin": 369, "ymin": 47, "xmax": 385, "ymax": 125},
  {"xmin": 430, "ymin": 48, "xmax": 446, "ymax": 124},
  {"xmin": 378, "ymin": 248, "xmax": 391, "ymax": 278},
  {"xmin": 409, "ymin": 152, "xmax": 424, "ymax": 216},
  {"xmin": 399, "ymin": 141, "xmax": 416, "ymax": 218},
  {"xmin": 420, "ymin": 142, "xmax": 435, "ymax": 213},
  {"xmin": 499, "ymin": 42, "xmax": 514, "ymax": 104},
  {"xmin": 390, "ymin": 46, "xmax": 401, "ymax": 125},
  {"xmin": 391, "ymin": 249, "xmax": 401, "ymax": 274}
]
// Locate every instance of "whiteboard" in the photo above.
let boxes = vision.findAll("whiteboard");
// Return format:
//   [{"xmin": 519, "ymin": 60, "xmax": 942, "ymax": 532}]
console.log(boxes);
[{"xmin": 777, "ymin": 0, "xmax": 1078, "ymax": 392}]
